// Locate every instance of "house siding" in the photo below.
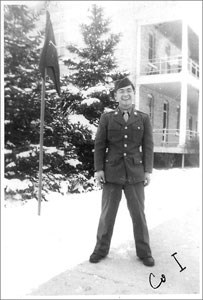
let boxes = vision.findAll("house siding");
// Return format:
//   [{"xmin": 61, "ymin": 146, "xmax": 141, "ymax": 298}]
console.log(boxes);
[
  {"xmin": 140, "ymin": 25, "xmax": 182, "ymax": 74},
  {"xmin": 139, "ymin": 85, "xmax": 181, "ymax": 146}
]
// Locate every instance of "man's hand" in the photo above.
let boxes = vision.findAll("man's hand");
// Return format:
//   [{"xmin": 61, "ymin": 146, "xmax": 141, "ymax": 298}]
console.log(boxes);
[
  {"xmin": 95, "ymin": 170, "xmax": 106, "ymax": 187},
  {"xmin": 144, "ymin": 172, "xmax": 151, "ymax": 186}
]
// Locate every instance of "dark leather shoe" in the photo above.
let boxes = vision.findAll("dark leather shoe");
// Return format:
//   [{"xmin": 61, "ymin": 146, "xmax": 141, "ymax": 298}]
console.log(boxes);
[
  {"xmin": 141, "ymin": 256, "xmax": 155, "ymax": 267},
  {"xmin": 89, "ymin": 252, "xmax": 106, "ymax": 263}
]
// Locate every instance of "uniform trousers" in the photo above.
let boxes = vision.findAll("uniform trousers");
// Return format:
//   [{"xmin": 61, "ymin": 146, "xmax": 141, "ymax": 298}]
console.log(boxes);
[{"xmin": 93, "ymin": 182, "xmax": 152, "ymax": 258}]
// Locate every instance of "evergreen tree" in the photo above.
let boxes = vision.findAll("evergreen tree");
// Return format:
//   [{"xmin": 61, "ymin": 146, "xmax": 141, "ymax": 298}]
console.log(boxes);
[
  {"xmin": 4, "ymin": 5, "xmax": 91, "ymax": 199},
  {"xmin": 65, "ymin": 4, "xmax": 121, "ymax": 88},
  {"xmin": 4, "ymin": 4, "xmax": 45, "ymax": 185},
  {"xmin": 4, "ymin": 5, "xmax": 42, "ymax": 149},
  {"xmin": 63, "ymin": 4, "xmax": 129, "ymax": 124}
]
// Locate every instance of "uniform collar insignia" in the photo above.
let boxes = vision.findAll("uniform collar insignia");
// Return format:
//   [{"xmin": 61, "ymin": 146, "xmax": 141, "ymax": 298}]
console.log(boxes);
[{"xmin": 113, "ymin": 107, "xmax": 139, "ymax": 125}]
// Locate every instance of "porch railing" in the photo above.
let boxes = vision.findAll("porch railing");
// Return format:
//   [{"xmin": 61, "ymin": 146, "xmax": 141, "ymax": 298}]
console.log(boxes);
[
  {"xmin": 153, "ymin": 128, "xmax": 199, "ymax": 147},
  {"xmin": 188, "ymin": 58, "xmax": 199, "ymax": 78},
  {"xmin": 140, "ymin": 56, "xmax": 199, "ymax": 78}
]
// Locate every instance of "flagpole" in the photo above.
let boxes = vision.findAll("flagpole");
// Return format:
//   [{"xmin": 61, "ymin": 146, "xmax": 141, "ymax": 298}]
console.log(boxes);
[
  {"xmin": 38, "ymin": 5, "xmax": 60, "ymax": 215},
  {"xmin": 38, "ymin": 68, "xmax": 46, "ymax": 216}
]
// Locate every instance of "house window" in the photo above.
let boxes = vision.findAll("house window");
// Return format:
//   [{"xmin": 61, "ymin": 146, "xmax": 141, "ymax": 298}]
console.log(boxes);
[
  {"xmin": 148, "ymin": 94, "xmax": 154, "ymax": 125},
  {"xmin": 189, "ymin": 116, "xmax": 193, "ymax": 138},
  {"xmin": 196, "ymin": 121, "xmax": 198, "ymax": 133},
  {"xmin": 148, "ymin": 33, "xmax": 156, "ymax": 62},
  {"xmin": 162, "ymin": 101, "xmax": 169, "ymax": 142},
  {"xmin": 176, "ymin": 105, "xmax": 180, "ymax": 133},
  {"xmin": 165, "ymin": 44, "xmax": 171, "ymax": 73}
]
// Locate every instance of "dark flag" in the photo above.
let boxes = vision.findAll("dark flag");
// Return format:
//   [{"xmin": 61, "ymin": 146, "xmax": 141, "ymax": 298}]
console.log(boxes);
[{"xmin": 39, "ymin": 11, "xmax": 60, "ymax": 95}]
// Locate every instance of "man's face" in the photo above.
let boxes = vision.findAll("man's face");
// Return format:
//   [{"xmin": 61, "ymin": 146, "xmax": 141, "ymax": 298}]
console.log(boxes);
[{"xmin": 114, "ymin": 85, "xmax": 135, "ymax": 110}]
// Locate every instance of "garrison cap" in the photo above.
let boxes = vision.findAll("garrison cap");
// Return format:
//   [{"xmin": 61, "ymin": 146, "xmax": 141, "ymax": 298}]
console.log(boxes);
[{"xmin": 114, "ymin": 77, "xmax": 135, "ymax": 92}]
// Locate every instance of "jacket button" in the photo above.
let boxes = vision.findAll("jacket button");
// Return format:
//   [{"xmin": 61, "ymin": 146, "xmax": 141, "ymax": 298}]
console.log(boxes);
[
  {"xmin": 123, "ymin": 153, "xmax": 127, "ymax": 156},
  {"xmin": 124, "ymin": 144, "xmax": 127, "ymax": 147},
  {"xmin": 125, "ymin": 126, "xmax": 128, "ymax": 129},
  {"xmin": 124, "ymin": 135, "xmax": 128, "ymax": 138},
  {"xmin": 138, "ymin": 126, "xmax": 140, "ymax": 129},
  {"xmin": 140, "ymin": 160, "xmax": 142, "ymax": 163}
]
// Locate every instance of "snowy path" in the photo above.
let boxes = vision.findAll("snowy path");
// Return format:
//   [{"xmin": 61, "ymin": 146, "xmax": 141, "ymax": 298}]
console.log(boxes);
[{"xmin": 2, "ymin": 168, "xmax": 202, "ymax": 298}]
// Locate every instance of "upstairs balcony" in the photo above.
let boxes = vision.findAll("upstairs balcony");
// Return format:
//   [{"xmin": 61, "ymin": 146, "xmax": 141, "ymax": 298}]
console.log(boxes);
[{"xmin": 140, "ymin": 56, "xmax": 199, "ymax": 78}]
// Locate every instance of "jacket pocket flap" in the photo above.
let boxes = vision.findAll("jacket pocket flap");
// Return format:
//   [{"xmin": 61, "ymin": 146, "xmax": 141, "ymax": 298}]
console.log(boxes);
[{"xmin": 133, "ymin": 156, "xmax": 142, "ymax": 164}]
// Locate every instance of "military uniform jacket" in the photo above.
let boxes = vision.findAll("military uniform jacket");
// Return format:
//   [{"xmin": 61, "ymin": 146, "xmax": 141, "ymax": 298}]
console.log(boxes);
[{"xmin": 94, "ymin": 107, "xmax": 154, "ymax": 184}]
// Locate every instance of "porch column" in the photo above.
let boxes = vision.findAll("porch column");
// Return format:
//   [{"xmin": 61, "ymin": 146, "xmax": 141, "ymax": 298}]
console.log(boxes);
[
  {"xmin": 135, "ymin": 21, "xmax": 141, "ymax": 109},
  {"xmin": 179, "ymin": 20, "xmax": 188, "ymax": 146},
  {"xmin": 135, "ymin": 84, "xmax": 140, "ymax": 110},
  {"xmin": 197, "ymin": 91, "xmax": 200, "ymax": 135}
]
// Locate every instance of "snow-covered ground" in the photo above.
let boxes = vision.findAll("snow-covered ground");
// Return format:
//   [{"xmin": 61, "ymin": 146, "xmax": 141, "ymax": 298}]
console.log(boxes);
[{"xmin": 2, "ymin": 167, "xmax": 202, "ymax": 299}]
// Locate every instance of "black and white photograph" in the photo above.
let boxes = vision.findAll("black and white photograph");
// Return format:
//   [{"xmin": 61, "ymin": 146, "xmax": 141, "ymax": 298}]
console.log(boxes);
[{"xmin": 1, "ymin": 0, "xmax": 202, "ymax": 299}]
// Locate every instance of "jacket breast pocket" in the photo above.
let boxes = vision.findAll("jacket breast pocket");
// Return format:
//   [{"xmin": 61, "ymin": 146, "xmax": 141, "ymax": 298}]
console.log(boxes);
[
  {"xmin": 131, "ymin": 123, "xmax": 144, "ymax": 142},
  {"xmin": 107, "ymin": 129, "xmax": 121, "ymax": 142}
]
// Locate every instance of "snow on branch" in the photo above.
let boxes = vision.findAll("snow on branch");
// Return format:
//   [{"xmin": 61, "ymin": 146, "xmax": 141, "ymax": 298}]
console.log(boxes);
[{"xmin": 81, "ymin": 97, "xmax": 100, "ymax": 106}]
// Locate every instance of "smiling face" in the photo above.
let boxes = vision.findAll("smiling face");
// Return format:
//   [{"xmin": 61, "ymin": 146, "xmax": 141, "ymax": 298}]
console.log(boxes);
[{"xmin": 114, "ymin": 85, "xmax": 135, "ymax": 110}]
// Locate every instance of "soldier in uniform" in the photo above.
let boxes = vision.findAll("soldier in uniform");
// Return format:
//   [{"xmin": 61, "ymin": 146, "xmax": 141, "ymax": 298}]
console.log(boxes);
[{"xmin": 89, "ymin": 77, "xmax": 155, "ymax": 267}]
